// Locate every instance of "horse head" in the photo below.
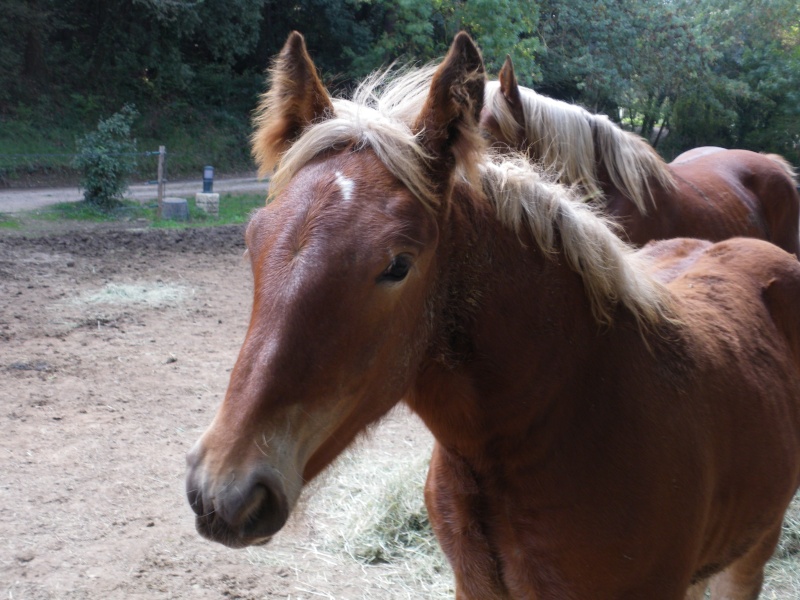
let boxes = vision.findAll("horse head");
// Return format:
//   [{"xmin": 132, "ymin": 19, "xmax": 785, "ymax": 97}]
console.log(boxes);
[
  {"xmin": 185, "ymin": 31, "xmax": 487, "ymax": 548},
  {"xmin": 480, "ymin": 55, "xmax": 526, "ymax": 151}
]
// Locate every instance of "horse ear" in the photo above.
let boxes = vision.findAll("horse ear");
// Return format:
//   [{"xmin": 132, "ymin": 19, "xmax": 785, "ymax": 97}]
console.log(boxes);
[
  {"xmin": 498, "ymin": 55, "xmax": 523, "ymax": 109},
  {"xmin": 413, "ymin": 32, "xmax": 486, "ymax": 189},
  {"xmin": 251, "ymin": 31, "xmax": 334, "ymax": 178}
]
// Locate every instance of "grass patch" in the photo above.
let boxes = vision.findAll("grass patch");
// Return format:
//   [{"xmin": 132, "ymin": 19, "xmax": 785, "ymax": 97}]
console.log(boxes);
[
  {"xmin": 16, "ymin": 192, "xmax": 264, "ymax": 229},
  {"xmin": 77, "ymin": 282, "xmax": 189, "ymax": 307},
  {"xmin": 34, "ymin": 199, "xmax": 151, "ymax": 222},
  {"xmin": 148, "ymin": 192, "xmax": 265, "ymax": 228},
  {"xmin": 217, "ymin": 192, "xmax": 267, "ymax": 222},
  {"xmin": 0, "ymin": 214, "xmax": 21, "ymax": 229}
]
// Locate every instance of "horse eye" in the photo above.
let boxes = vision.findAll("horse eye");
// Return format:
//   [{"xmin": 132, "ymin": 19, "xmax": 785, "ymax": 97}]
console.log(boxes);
[{"xmin": 377, "ymin": 254, "xmax": 413, "ymax": 283}]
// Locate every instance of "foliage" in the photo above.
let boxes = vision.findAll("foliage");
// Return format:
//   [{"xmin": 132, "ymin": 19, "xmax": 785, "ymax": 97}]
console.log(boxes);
[
  {"xmin": 447, "ymin": 0, "xmax": 541, "ymax": 81},
  {"xmin": 1, "ymin": 0, "xmax": 798, "ymax": 177},
  {"xmin": 663, "ymin": 0, "xmax": 800, "ymax": 160},
  {"xmin": 73, "ymin": 106, "xmax": 138, "ymax": 208},
  {"xmin": 528, "ymin": 0, "xmax": 800, "ymax": 160},
  {"xmin": 535, "ymin": 1, "xmax": 705, "ymax": 135},
  {"xmin": 348, "ymin": 0, "xmax": 541, "ymax": 83}
]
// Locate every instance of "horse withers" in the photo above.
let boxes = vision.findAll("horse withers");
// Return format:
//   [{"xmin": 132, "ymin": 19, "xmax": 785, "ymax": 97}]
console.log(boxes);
[
  {"xmin": 186, "ymin": 32, "xmax": 800, "ymax": 599},
  {"xmin": 481, "ymin": 56, "xmax": 800, "ymax": 254}
]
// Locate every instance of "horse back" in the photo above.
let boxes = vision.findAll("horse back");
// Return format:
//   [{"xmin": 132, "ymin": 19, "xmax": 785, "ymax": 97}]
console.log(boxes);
[
  {"xmin": 666, "ymin": 149, "xmax": 800, "ymax": 255},
  {"xmin": 658, "ymin": 236, "xmax": 800, "ymax": 369}
]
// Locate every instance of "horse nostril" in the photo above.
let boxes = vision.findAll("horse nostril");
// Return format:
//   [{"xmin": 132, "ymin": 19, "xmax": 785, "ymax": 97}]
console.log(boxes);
[
  {"xmin": 186, "ymin": 484, "xmax": 204, "ymax": 517},
  {"xmin": 185, "ymin": 456, "xmax": 292, "ymax": 546},
  {"xmin": 237, "ymin": 479, "xmax": 289, "ymax": 539}
]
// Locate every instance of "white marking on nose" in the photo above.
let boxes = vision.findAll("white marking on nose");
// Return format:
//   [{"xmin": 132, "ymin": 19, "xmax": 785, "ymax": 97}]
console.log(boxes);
[{"xmin": 334, "ymin": 171, "xmax": 355, "ymax": 203}]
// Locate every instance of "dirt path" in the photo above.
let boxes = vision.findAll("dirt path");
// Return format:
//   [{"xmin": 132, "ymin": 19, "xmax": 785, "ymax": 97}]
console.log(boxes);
[
  {"xmin": 0, "ymin": 222, "xmax": 440, "ymax": 599},
  {"xmin": 1, "ymin": 221, "xmax": 798, "ymax": 599},
  {"xmin": 0, "ymin": 176, "xmax": 269, "ymax": 213}
]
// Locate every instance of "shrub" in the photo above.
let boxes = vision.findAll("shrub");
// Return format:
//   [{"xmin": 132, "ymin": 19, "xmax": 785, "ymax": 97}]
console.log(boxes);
[{"xmin": 74, "ymin": 105, "xmax": 138, "ymax": 208}]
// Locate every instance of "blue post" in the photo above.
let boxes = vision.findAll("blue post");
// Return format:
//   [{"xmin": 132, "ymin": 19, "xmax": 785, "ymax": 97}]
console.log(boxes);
[{"xmin": 203, "ymin": 165, "xmax": 214, "ymax": 193}]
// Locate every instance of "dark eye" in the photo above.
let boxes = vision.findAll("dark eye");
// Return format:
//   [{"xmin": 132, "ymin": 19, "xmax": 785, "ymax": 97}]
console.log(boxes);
[{"xmin": 377, "ymin": 254, "xmax": 413, "ymax": 283}]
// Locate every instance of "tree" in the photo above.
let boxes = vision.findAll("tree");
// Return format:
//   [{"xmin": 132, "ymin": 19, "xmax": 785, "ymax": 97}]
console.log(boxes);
[
  {"xmin": 74, "ymin": 105, "xmax": 138, "ymax": 208},
  {"xmin": 446, "ymin": 0, "xmax": 541, "ymax": 82},
  {"xmin": 667, "ymin": 0, "xmax": 800, "ymax": 160},
  {"xmin": 0, "ymin": 0, "xmax": 53, "ymax": 107}
]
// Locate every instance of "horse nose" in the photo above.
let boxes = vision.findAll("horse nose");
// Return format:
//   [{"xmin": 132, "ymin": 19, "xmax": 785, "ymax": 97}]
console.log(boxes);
[
  {"xmin": 185, "ymin": 442, "xmax": 291, "ymax": 546},
  {"xmin": 185, "ymin": 441, "xmax": 206, "ymax": 517}
]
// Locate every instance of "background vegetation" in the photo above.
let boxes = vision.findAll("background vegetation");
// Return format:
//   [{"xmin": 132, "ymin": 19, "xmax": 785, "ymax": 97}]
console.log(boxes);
[{"xmin": 1, "ymin": 0, "xmax": 798, "ymax": 186}]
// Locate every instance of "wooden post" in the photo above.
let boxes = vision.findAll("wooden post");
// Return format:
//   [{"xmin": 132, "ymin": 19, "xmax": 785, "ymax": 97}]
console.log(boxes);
[{"xmin": 157, "ymin": 145, "xmax": 166, "ymax": 218}]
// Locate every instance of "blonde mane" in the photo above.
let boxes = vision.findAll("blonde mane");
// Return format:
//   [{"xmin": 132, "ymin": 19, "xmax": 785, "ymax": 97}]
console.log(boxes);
[
  {"xmin": 481, "ymin": 157, "xmax": 672, "ymax": 326},
  {"xmin": 484, "ymin": 81, "xmax": 676, "ymax": 214},
  {"xmin": 258, "ymin": 68, "xmax": 671, "ymax": 327}
]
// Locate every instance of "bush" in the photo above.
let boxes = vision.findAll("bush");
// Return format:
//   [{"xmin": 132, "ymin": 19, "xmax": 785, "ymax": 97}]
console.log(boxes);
[{"xmin": 74, "ymin": 105, "xmax": 138, "ymax": 208}]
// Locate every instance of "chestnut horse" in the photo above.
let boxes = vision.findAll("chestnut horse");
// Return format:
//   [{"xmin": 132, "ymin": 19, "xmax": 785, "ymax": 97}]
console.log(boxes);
[
  {"xmin": 186, "ymin": 32, "xmax": 800, "ymax": 600},
  {"xmin": 481, "ymin": 56, "xmax": 800, "ymax": 253}
]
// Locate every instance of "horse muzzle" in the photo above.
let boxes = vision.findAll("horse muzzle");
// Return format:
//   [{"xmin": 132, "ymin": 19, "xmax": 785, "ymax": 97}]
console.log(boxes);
[{"xmin": 185, "ymin": 443, "xmax": 291, "ymax": 548}]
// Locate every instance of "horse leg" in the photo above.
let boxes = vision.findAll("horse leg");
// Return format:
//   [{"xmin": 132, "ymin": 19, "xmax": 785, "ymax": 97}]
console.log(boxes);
[
  {"xmin": 685, "ymin": 579, "xmax": 708, "ymax": 599},
  {"xmin": 425, "ymin": 444, "xmax": 510, "ymax": 600},
  {"xmin": 708, "ymin": 523, "xmax": 782, "ymax": 600}
]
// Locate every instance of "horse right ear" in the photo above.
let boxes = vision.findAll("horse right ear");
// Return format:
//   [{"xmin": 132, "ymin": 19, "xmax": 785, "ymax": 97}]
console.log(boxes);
[
  {"xmin": 498, "ymin": 55, "xmax": 523, "ymax": 110},
  {"xmin": 413, "ymin": 32, "xmax": 486, "ymax": 192},
  {"xmin": 251, "ymin": 32, "xmax": 334, "ymax": 178}
]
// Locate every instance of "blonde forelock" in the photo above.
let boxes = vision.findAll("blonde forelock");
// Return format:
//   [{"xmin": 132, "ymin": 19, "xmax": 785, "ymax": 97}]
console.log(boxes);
[{"xmin": 268, "ymin": 68, "xmax": 439, "ymax": 210}]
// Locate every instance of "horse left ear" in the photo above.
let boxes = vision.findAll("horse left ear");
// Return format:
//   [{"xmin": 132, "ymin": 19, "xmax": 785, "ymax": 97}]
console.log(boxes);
[
  {"xmin": 251, "ymin": 31, "xmax": 334, "ymax": 178},
  {"xmin": 413, "ymin": 32, "xmax": 486, "ymax": 189}
]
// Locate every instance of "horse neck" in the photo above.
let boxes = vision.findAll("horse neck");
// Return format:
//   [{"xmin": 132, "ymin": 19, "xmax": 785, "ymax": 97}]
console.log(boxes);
[
  {"xmin": 591, "ymin": 140, "xmax": 665, "ymax": 225},
  {"xmin": 409, "ymin": 190, "xmax": 603, "ymax": 461},
  {"xmin": 589, "ymin": 120, "xmax": 673, "ymax": 217},
  {"xmin": 593, "ymin": 151, "xmax": 635, "ymax": 208}
]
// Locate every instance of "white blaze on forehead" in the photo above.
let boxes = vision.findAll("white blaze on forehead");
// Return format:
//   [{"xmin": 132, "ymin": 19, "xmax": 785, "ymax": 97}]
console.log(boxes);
[{"xmin": 334, "ymin": 171, "xmax": 355, "ymax": 202}]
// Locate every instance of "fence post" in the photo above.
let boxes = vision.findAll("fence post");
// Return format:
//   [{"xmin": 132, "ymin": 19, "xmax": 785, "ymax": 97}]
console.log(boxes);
[{"xmin": 157, "ymin": 145, "xmax": 166, "ymax": 218}]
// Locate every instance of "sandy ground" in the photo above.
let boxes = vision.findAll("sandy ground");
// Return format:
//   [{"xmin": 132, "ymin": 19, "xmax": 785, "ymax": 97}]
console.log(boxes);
[
  {"xmin": 0, "ymin": 221, "xmax": 439, "ymax": 600},
  {"xmin": 0, "ymin": 176, "xmax": 269, "ymax": 213},
  {"xmin": 2, "ymin": 220, "xmax": 799, "ymax": 599}
]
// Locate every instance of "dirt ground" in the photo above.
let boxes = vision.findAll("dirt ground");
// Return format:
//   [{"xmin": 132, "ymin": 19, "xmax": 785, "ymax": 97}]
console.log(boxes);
[
  {"xmin": 2, "ymin": 220, "xmax": 799, "ymax": 600},
  {"xmin": 0, "ymin": 220, "xmax": 439, "ymax": 600}
]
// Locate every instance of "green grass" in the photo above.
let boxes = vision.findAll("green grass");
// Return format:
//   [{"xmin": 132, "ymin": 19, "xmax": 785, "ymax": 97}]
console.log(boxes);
[
  {"xmin": 34, "ymin": 200, "xmax": 145, "ymax": 222},
  {"xmin": 22, "ymin": 192, "xmax": 265, "ymax": 228},
  {"xmin": 148, "ymin": 192, "xmax": 265, "ymax": 228},
  {"xmin": 0, "ymin": 214, "xmax": 21, "ymax": 229}
]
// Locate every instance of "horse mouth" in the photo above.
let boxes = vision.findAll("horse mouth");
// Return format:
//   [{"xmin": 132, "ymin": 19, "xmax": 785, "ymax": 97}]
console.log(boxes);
[
  {"xmin": 194, "ymin": 514, "xmax": 277, "ymax": 549},
  {"xmin": 186, "ymin": 455, "xmax": 293, "ymax": 549}
]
